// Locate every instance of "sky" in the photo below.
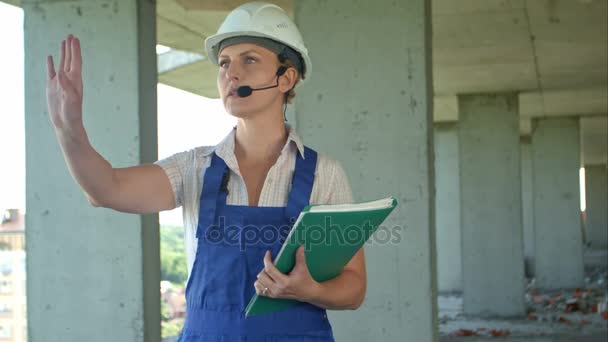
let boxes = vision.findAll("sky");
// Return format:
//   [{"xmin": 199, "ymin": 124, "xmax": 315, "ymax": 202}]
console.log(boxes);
[
  {"xmin": 0, "ymin": 3, "xmax": 25, "ymax": 213},
  {"xmin": 0, "ymin": 2, "xmax": 236, "ymax": 225}
]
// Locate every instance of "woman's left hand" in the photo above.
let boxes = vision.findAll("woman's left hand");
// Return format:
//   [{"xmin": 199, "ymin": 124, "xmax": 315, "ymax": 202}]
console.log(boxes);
[{"xmin": 254, "ymin": 246, "xmax": 320, "ymax": 302}]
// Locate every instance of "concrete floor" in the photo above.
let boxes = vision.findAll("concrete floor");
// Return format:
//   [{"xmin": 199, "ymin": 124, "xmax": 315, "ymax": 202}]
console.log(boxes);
[
  {"xmin": 438, "ymin": 294, "xmax": 607, "ymax": 341},
  {"xmin": 439, "ymin": 249, "xmax": 608, "ymax": 342}
]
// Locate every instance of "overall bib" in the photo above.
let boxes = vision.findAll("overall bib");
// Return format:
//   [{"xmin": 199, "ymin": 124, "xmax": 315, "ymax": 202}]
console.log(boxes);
[{"xmin": 178, "ymin": 146, "xmax": 335, "ymax": 341}]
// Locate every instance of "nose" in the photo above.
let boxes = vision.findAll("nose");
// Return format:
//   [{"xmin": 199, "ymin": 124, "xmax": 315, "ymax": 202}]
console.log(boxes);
[{"xmin": 225, "ymin": 62, "xmax": 241, "ymax": 82}]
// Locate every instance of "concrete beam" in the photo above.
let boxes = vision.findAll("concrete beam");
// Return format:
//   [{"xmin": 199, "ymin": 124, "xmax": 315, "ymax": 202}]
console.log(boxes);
[
  {"xmin": 432, "ymin": 88, "xmax": 607, "ymax": 126},
  {"xmin": 158, "ymin": 49, "xmax": 205, "ymax": 75},
  {"xmin": 1, "ymin": 0, "xmax": 20, "ymax": 7},
  {"xmin": 520, "ymin": 117, "xmax": 532, "ymax": 136},
  {"xmin": 520, "ymin": 87, "xmax": 608, "ymax": 117},
  {"xmin": 158, "ymin": 59, "xmax": 218, "ymax": 98},
  {"xmin": 432, "ymin": 0, "xmax": 526, "ymax": 15},
  {"xmin": 434, "ymin": 95, "xmax": 458, "ymax": 122},
  {"xmin": 176, "ymin": 0, "xmax": 294, "ymax": 16},
  {"xmin": 156, "ymin": 14, "xmax": 207, "ymax": 53}
]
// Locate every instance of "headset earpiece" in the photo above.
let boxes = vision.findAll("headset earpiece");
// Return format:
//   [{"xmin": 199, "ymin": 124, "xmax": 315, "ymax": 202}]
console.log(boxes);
[{"xmin": 276, "ymin": 52, "xmax": 288, "ymax": 76}]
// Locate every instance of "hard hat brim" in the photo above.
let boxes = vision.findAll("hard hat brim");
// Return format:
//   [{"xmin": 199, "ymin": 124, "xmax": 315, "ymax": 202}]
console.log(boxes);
[{"xmin": 204, "ymin": 31, "xmax": 312, "ymax": 82}]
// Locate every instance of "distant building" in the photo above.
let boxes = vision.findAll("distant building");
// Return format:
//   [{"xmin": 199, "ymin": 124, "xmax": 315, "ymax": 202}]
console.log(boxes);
[
  {"xmin": 0, "ymin": 209, "xmax": 27, "ymax": 341},
  {"xmin": 161, "ymin": 280, "xmax": 186, "ymax": 319},
  {"xmin": 1, "ymin": 209, "xmax": 24, "ymax": 251}
]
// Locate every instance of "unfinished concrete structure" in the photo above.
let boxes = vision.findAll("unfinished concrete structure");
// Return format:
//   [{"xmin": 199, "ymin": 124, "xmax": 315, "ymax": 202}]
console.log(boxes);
[{"xmin": 2, "ymin": 0, "xmax": 606, "ymax": 340}]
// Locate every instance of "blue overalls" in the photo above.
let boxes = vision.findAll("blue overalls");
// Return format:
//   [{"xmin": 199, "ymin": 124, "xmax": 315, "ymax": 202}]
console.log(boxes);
[{"xmin": 178, "ymin": 146, "xmax": 335, "ymax": 341}]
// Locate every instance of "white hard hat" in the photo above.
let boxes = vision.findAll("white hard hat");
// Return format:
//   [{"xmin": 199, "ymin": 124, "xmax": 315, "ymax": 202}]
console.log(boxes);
[{"xmin": 204, "ymin": 1, "xmax": 312, "ymax": 82}]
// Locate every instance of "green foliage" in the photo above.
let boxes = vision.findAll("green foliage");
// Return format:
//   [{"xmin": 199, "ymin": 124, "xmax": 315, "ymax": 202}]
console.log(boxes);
[
  {"xmin": 161, "ymin": 300, "xmax": 172, "ymax": 322},
  {"xmin": 160, "ymin": 225, "xmax": 188, "ymax": 286},
  {"xmin": 162, "ymin": 320, "xmax": 184, "ymax": 339},
  {"xmin": 160, "ymin": 225, "xmax": 187, "ymax": 338}
]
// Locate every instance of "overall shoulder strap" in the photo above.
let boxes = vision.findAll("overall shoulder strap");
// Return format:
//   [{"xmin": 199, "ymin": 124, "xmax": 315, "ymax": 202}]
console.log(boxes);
[
  {"xmin": 284, "ymin": 146, "xmax": 318, "ymax": 222},
  {"xmin": 196, "ymin": 152, "xmax": 229, "ymax": 239}
]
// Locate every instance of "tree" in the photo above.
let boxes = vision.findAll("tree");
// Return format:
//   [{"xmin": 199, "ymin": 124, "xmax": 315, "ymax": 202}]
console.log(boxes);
[{"xmin": 160, "ymin": 225, "xmax": 187, "ymax": 285}]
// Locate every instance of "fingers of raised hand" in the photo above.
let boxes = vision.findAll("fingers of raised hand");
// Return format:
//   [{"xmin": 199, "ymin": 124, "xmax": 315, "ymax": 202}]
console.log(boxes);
[
  {"xmin": 64, "ymin": 35, "xmax": 73, "ymax": 73},
  {"xmin": 58, "ymin": 39, "xmax": 66, "ymax": 77},
  {"xmin": 57, "ymin": 34, "xmax": 81, "ymax": 74},
  {"xmin": 47, "ymin": 55, "xmax": 56, "ymax": 81},
  {"xmin": 71, "ymin": 36, "xmax": 82, "ymax": 72},
  {"xmin": 51, "ymin": 35, "xmax": 82, "ymax": 87}
]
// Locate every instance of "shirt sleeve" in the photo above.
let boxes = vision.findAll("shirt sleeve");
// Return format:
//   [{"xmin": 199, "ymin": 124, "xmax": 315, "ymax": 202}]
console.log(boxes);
[
  {"xmin": 154, "ymin": 150, "xmax": 191, "ymax": 208},
  {"xmin": 326, "ymin": 159, "xmax": 355, "ymax": 205}
]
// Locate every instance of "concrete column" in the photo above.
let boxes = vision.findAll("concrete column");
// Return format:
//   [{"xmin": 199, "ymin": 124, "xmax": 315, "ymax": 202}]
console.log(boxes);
[
  {"xmin": 584, "ymin": 165, "xmax": 607, "ymax": 249},
  {"xmin": 295, "ymin": 1, "xmax": 437, "ymax": 341},
  {"xmin": 458, "ymin": 94, "xmax": 526, "ymax": 317},
  {"xmin": 24, "ymin": 1, "xmax": 160, "ymax": 341},
  {"xmin": 532, "ymin": 118, "xmax": 584, "ymax": 289},
  {"xmin": 435, "ymin": 123, "xmax": 462, "ymax": 293},
  {"xmin": 521, "ymin": 139, "xmax": 535, "ymax": 276}
]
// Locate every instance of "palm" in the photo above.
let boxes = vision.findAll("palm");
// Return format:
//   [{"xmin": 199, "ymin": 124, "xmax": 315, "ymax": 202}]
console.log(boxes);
[{"xmin": 46, "ymin": 35, "xmax": 84, "ymax": 130}]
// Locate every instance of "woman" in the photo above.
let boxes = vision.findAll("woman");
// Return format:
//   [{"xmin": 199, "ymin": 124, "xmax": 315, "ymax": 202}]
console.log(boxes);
[{"xmin": 46, "ymin": 2, "xmax": 366, "ymax": 341}]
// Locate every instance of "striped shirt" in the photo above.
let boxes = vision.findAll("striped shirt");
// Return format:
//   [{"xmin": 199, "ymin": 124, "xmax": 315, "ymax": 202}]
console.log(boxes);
[{"xmin": 154, "ymin": 124, "xmax": 354, "ymax": 280}]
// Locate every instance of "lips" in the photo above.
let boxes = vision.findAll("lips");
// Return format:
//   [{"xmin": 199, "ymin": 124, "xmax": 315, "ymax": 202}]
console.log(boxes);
[{"xmin": 227, "ymin": 87, "xmax": 238, "ymax": 97}]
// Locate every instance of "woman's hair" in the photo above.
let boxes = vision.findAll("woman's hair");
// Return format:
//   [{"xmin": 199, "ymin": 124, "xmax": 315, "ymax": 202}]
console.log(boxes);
[{"xmin": 282, "ymin": 57, "xmax": 301, "ymax": 104}]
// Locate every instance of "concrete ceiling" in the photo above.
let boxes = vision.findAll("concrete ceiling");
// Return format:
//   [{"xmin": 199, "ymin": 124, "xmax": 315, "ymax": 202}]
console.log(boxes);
[
  {"xmin": 154, "ymin": 1, "xmax": 607, "ymax": 96},
  {"xmin": 433, "ymin": 0, "xmax": 607, "ymax": 95},
  {"xmin": 154, "ymin": 0, "xmax": 606, "ymax": 164},
  {"xmin": 4, "ymin": 0, "xmax": 606, "ymax": 164}
]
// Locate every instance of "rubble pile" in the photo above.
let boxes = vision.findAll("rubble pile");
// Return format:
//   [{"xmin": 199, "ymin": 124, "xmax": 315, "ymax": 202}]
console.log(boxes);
[
  {"xmin": 448, "ymin": 328, "xmax": 511, "ymax": 338},
  {"xmin": 525, "ymin": 269, "xmax": 608, "ymax": 327},
  {"xmin": 525, "ymin": 288, "xmax": 607, "ymax": 325},
  {"xmin": 441, "ymin": 269, "xmax": 608, "ymax": 339}
]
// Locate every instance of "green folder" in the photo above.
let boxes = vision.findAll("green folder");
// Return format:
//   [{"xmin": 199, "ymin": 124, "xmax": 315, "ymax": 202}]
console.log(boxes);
[{"xmin": 245, "ymin": 196, "xmax": 398, "ymax": 317}]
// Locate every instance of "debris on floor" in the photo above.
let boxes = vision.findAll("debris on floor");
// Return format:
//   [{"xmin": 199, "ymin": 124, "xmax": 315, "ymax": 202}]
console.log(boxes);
[{"xmin": 440, "ymin": 260, "xmax": 608, "ymax": 340}]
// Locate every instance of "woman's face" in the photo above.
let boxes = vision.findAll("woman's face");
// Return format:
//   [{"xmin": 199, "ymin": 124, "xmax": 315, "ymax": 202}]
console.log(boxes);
[{"xmin": 217, "ymin": 43, "xmax": 284, "ymax": 118}]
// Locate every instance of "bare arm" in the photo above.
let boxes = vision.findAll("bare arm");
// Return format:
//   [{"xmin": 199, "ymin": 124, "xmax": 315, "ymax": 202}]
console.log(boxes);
[
  {"xmin": 306, "ymin": 159, "xmax": 366, "ymax": 309},
  {"xmin": 48, "ymin": 34, "xmax": 174, "ymax": 213},
  {"xmin": 307, "ymin": 247, "xmax": 367, "ymax": 310},
  {"xmin": 55, "ymin": 123, "xmax": 175, "ymax": 213}
]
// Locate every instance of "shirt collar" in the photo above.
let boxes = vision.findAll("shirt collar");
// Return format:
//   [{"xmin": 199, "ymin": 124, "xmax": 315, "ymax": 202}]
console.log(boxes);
[
  {"xmin": 212, "ymin": 123, "xmax": 306, "ymax": 173},
  {"xmin": 284, "ymin": 123, "xmax": 306, "ymax": 159}
]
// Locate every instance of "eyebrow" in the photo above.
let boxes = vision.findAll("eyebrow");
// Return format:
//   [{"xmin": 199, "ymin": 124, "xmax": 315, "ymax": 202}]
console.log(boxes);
[{"xmin": 219, "ymin": 49, "xmax": 261, "ymax": 59}]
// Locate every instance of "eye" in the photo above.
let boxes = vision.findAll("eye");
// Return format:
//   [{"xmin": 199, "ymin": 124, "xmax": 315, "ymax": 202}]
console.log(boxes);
[
  {"xmin": 219, "ymin": 60, "xmax": 229, "ymax": 68},
  {"xmin": 245, "ymin": 56, "xmax": 256, "ymax": 64}
]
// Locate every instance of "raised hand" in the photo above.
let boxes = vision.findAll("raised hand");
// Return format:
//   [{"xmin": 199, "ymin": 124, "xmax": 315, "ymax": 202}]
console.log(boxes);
[{"xmin": 46, "ymin": 34, "xmax": 84, "ymax": 131}]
